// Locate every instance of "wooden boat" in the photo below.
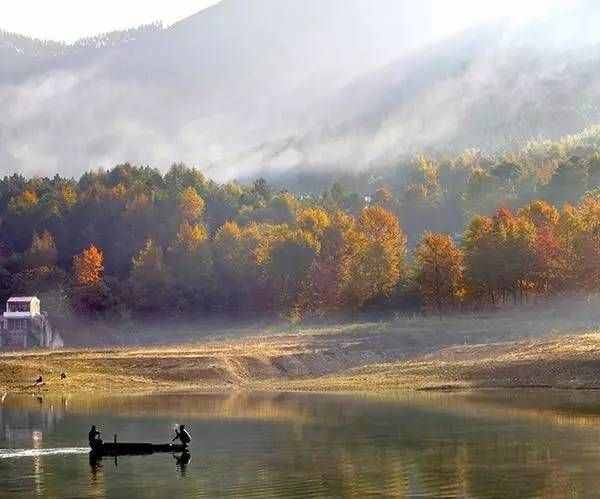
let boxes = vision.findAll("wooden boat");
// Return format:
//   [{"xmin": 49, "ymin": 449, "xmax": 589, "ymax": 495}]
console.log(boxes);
[{"xmin": 90, "ymin": 441, "xmax": 187, "ymax": 456}]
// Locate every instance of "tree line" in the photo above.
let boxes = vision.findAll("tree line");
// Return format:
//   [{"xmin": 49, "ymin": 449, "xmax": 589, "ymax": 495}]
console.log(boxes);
[{"xmin": 1, "ymin": 129, "xmax": 600, "ymax": 322}]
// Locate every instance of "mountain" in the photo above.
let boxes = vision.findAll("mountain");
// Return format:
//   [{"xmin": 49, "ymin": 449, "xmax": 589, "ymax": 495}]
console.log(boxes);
[
  {"xmin": 270, "ymin": 8, "xmax": 600, "ymax": 172},
  {"xmin": 1, "ymin": 0, "xmax": 600, "ymax": 180}
]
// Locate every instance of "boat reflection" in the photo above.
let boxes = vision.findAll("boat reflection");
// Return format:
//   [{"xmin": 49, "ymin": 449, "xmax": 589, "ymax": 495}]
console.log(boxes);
[{"xmin": 89, "ymin": 450, "xmax": 192, "ymax": 476}]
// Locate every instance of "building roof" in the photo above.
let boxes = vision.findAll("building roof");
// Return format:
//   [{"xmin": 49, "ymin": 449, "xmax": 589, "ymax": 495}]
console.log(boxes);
[{"xmin": 7, "ymin": 296, "xmax": 39, "ymax": 302}]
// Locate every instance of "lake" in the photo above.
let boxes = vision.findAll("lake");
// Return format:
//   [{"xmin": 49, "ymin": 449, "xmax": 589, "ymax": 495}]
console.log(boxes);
[{"xmin": 2, "ymin": 390, "xmax": 600, "ymax": 498}]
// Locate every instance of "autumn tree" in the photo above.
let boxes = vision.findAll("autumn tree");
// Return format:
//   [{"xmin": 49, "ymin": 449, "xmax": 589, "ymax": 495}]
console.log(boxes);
[
  {"xmin": 297, "ymin": 210, "xmax": 354, "ymax": 317},
  {"xmin": 71, "ymin": 245, "xmax": 109, "ymax": 313},
  {"xmin": 73, "ymin": 245, "xmax": 104, "ymax": 286},
  {"xmin": 25, "ymin": 230, "xmax": 58, "ymax": 269},
  {"xmin": 178, "ymin": 187, "xmax": 205, "ymax": 222},
  {"xmin": 173, "ymin": 221, "xmax": 208, "ymax": 254},
  {"xmin": 564, "ymin": 195, "xmax": 600, "ymax": 291},
  {"xmin": 463, "ymin": 209, "xmax": 536, "ymax": 305},
  {"xmin": 414, "ymin": 232, "xmax": 464, "ymax": 315},
  {"xmin": 373, "ymin": 187, "xmax": 393, "ymax": 209},
  {"xmin": 130, "ymin": 239, "xmax": 171, "ymax": 312},
  {"xmin": 399, "ymin": 157, "xmax": 442, "ymax": 238},
  {"xmin": 8, "ymin": 189, "xmax": 38, "ymax": 214},
  {"xmin": 213, "ymin": 221, "xmax": 262, "ymax": 312},
  {"xmin": 462, "ymin": 215, "xmax": 496, "ymax": 304},
  {"xmin": 16, "ymin": 230, "xmax": 63, "ymax": 313},
  {"xmin": 11, "ymin": 232, "xmax": 65, "ymax": 297},
  {"xmin": 589, "ymin": 153, "xmax": 600, "ymax": 190},
  {"xmin": 518, "ymin": 200, "xmax": 565, "ymax": 295},
  {"xmin": 58, "ymin": 184, "xmax": 78, "ymax": 210},
  {"xmin": 242, "ymin": 192, "xmax": 300, "ymax": 225},
  {"xmin": 252, "ymin": 224, "xmax": 319, "ymax": 314},
  {"xmin": 463, "ymin": 168, "xmax": 500, "ymax": 217},
  {"xmin": 545, "ymin": 158, "xmax": 588, "ymax": 206},
  {"xmin": 297, "ymin": 207, "xmax": 330, "ymax": 237},
  {"xmin": 518, "ymin": 200, "xmax": 559, "ymax": 230},
  {"xmin": 340, "ymin": 205, "xmax": 406, "ymax": 310},
  {"xmin": 5, "ymin": 140, "xmax": 600, "ymax": 322},
  {"xmin": 168, "ymin": 221, "xmax": 213, "ymax": 311}
]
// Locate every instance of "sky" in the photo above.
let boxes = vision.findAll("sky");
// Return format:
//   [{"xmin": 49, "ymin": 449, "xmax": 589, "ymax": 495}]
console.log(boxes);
[
  {"xmin": 0, "ymin": 0, "xmax": 222, "ymax": 42},
  {"xmin": 0, "ymin": 0, "xmax": 570, "ymax": 44}
]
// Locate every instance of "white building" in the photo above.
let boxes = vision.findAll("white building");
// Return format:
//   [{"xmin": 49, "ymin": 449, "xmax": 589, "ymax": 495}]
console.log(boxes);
[{"xmin": 1, "ymin": 297, "xmax": 63, "ymax": 350}]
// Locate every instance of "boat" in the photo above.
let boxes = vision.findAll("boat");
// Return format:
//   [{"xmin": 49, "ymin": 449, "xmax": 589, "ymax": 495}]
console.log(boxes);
[{"xmin": 90, "ymin": 441, "xmax": 187, "ymax": 456}]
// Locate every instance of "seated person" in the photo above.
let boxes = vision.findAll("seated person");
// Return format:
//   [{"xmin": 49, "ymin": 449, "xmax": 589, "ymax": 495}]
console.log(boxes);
[{"xmin": 88, "ymin": 425, "xmax": 102, "ymax": 449}]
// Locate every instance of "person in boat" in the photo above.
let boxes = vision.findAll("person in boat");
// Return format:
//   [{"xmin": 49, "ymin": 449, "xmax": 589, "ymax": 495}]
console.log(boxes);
[
  {"xmin": 88, "ymin": 425, "xmax": 102, "ymax": 449},
  {"xmin": 172, "ymin": 424, "xmax": 191, "ymax": 448}
]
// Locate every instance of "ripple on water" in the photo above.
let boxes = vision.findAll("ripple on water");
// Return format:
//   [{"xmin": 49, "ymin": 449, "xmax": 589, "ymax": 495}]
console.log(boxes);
[{"xmin": 0, "ymin": 448, "xmax": 90, "ymax": 459}]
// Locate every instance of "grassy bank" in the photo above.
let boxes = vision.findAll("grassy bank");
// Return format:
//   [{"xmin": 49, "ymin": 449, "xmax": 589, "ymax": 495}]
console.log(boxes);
[{"xmin": 2, "ymin": 313, "xmax": 600, "ymax": 395}]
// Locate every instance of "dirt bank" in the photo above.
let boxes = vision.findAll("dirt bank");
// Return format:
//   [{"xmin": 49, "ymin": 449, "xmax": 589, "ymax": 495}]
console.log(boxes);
[
  {"xmin": 0, "ymin": 329, "xmax": 406, "ymax": 394},
  {"xmin": 3, "ymin": 325, "xmax": 600, "ymax": 395},
  {"xmin": 280, "ymin": 333, "xmax": 600, "ymax": 392}
]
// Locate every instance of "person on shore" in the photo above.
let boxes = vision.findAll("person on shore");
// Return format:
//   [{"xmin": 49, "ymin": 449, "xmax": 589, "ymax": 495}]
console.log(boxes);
[
  {"xmin": 172, "ymin": 424, "xmax": 191, "ymax": 448},
  {"xmin": 88, "ymin": 425, "xmax": 102, "ymax": 448}
]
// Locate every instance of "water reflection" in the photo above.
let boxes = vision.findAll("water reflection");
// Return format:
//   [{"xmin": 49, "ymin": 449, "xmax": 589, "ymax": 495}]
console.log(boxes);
[
  {"xmin": 1, "ymin": 391, "xmax": 600, "ymax": 497},
  {"xmin": 88, "ymin": 452, "xmax": 106, "ymax": 498},
  {"xmin": 173, "ymin": 451, "xmax": 191, "ymax": 477}
]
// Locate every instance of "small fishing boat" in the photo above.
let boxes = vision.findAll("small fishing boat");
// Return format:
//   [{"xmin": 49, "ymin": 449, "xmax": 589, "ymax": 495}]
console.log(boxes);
[{"xmin": 90, "ymin": 437, "xmax": 187, "ymax": 456}]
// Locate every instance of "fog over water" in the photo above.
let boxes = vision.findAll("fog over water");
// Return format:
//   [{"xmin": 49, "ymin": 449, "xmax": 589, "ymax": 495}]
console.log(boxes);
[{"xmin": 1, "ymin": 0, "xmax": 599, "ymax": 180}]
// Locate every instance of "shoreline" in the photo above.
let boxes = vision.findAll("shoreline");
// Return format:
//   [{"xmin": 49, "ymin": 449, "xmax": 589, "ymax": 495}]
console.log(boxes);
[{"xmin": 3, "ymin": 331, "xmax": 600, "ymax": 396}]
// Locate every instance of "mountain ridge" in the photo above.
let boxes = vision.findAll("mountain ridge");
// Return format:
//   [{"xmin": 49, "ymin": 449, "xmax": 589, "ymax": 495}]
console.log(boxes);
[{"xmin": 1, "ymin": 0, "xmax": 600, "ymax": 180}]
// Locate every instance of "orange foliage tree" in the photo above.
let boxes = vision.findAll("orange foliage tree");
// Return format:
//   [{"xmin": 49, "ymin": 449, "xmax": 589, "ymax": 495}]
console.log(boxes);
[
  {"xmin": 463, "ymin": 208, "xmax": 536, "ymax": 305},
  {"xmin": 73, "ymin": 245, "xmax": 104, "ymax": 286},
  {"xmin": 519, "ymin": 200, "xmax": 565, "ymax": 295},
  {"xmin": 565, "ymin": 195, "xmax": 600, "ymax": 291},
  {"xmin": 341, "ymin": 205, "xmax": 406, "ymax": 310},
  {"xmin": 8, "ymin": 189, "xmax": 39, "ymax": 214},
  {"xmin": 178, "ymin": 187, "xmax": 205, "ymax": 222},
  {"xmin": 415, "ymin": 232, "xmax": 464, "ymax": 315},
  {"xmin": 298, "ymin": 211, "xmax": 354, "ymax": 317}
]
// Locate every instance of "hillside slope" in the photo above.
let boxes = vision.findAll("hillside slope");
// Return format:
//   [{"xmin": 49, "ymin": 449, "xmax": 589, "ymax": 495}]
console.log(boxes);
[{"xmin": 2, "ymin": 1, "xmax": 600, "ymax": 179}]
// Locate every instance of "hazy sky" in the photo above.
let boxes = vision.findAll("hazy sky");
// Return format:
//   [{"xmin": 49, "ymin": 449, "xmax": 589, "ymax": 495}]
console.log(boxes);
[
  {"xmin": 0, "ymin": 0, "xmax": 221, "ymax": 42},
  {"xmin": 1, "ymin": 0, "xmax": 569, "ymax": 43}
]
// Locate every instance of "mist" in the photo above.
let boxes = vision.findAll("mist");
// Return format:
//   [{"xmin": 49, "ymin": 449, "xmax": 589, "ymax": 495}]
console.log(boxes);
[{"xmin": 0, "ymin": 0, "xmax": 598, "ymax": 181}]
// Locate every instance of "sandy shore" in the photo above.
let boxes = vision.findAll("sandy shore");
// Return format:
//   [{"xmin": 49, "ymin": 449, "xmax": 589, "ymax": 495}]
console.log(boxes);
[{"xmin": 3, "ymin": 326, "xmax": 600, "ymax": 395}]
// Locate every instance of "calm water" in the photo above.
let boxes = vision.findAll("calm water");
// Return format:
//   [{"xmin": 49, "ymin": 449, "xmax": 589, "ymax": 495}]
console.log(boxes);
[{"xmin": 2, "ymin": 391, "xmax": 600, "ymax": 497}]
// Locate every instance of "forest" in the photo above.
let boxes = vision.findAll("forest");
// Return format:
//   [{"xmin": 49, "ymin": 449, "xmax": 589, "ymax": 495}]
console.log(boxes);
[{"xmin": 1, "ymin": 126, "xmax": 600, "ymax": 324}]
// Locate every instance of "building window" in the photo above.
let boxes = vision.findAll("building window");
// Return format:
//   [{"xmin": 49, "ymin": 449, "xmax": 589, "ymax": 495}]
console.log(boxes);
[
  {"xmin": 7, "ymin": 318, "xmax": 29, "ymax": 330},
  {"xmin": 8, "ymin": 302, "xmax": 30, "ymax": 313}
]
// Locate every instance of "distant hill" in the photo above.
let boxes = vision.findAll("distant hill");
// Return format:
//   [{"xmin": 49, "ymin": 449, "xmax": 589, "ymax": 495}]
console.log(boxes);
[
  {"xmin": 2, "ymin": 0, "xmax": 600, "ymax": 180},
  {"xmin": 280, "ymin": 13, "xmax": 600, "ymax": 169}
]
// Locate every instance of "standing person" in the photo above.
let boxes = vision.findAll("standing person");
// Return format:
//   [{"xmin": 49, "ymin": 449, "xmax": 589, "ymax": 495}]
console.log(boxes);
[
  {"xmin": 88, "ymin": 425, "xmax": 102, "ymax": 449},
  {"xmin": 172, "ymin": 424, "xmax": 191, "ymax": 448}
]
